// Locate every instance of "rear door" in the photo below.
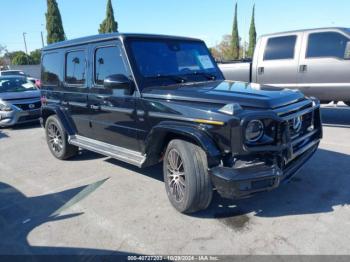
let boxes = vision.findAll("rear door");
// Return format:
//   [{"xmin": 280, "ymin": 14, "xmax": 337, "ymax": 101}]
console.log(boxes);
[
  {"xmin": 63, "ymin": 48, "xmax": 91, "ymax": 138},
  {"xmin": 256, "ymin": 33, "xmax": 303, "ymax": 89},
  {"xmin": 87, "ymin": 41, "xmax": 140, "ymax": 151},
  {"xmin": 297, "ymin": 29, "xmax": 350, "ymax": 101}
]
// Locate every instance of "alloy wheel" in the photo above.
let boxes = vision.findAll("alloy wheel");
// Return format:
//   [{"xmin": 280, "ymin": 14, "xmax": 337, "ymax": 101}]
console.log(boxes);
[
  {"xmin": 166, "ymin": 148, "xmax": 186, "ymax": 202},
  {"xmin": 47, "ymin": 123, "xmax": 63, "ymax": 154}
]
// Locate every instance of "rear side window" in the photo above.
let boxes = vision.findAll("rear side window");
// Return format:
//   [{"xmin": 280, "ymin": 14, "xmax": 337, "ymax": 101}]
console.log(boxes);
[
  {"xmin": 65, "ymin": 50, "xmax": 86, "ymax": 85},
  {"xmin": 94, "ymin": 46, "xmax": 129, "ymax": 85},
  {"xmin": 264, "ymin": 35, "xmax": 297, "ymax": 60},
  {"xmin": 306, "ymin": 32, "xmax": 349, "ymax": 59},
  {"xmin": 42, "ymin": 52, "xmax": 62, "ymax": 85}
]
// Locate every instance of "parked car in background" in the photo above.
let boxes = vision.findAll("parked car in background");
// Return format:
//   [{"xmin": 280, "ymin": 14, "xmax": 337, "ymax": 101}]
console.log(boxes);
[
  {"xmin": 40, "ymin": 33, "xmax": 322, "ymax": 213},
  {"xmin": 0, "ymin": 70, "xmax": 26, "ymax": 77},
  {"xmin": 218, "ymin": 27, "xmax": 350, "ymax": 106},
  {"xmin": 0, "ymin": 70, "xmax": 41, "ymax": 88},
  {"xmin": 0, "ymin": 76, "xmax": 41, "ymax": 127}
]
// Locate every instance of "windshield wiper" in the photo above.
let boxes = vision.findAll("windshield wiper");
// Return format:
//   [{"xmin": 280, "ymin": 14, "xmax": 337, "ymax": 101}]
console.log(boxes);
[
  {"xmin": 185, "ymin": 72, "xmax": 217, "ymax": 80},
  {"xmin": 149, "ymin": 74, "xmax": 187, "ymax": 83}
]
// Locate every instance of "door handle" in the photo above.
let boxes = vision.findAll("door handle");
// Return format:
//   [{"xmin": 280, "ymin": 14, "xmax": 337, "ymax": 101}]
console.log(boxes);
[
  {"xmin": 258, "ymin": 67, "xmax": 264, "ymax": 75},
  {"xmin": 90, "ymin": 104, "xmax": 100, "ymax": 110},
  {"xmin": 299, "ymin": 64, "xmax": 308, "ymax": 72}
]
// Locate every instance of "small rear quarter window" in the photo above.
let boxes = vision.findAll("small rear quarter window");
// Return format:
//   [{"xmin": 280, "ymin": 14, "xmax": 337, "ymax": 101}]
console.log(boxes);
[{"xmin": 42, "ymin": 52, "xmax": 62, "ymax": 86}]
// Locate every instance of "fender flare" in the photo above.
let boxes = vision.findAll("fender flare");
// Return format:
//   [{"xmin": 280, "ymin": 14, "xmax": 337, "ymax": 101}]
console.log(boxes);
[
  {"xmin": 41, "ymin": 105, "xmax": 76, "ymax": 135},
  {"xmin": 143, "ymin": 121, "xmax": 222, "ymax": 167}
]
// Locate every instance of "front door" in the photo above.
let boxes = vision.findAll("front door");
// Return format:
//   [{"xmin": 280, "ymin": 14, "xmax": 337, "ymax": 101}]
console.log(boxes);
[
  {"xmin": 297, "ymin": 30, "xmax": 350, "ymax": 101},
  {"xmin": 87, "ymin": 41, "xmax": 140, "ymax": 151},
  {"xmin": 255, "ymin": 33, "xmax": 303, "ymax": 90}
]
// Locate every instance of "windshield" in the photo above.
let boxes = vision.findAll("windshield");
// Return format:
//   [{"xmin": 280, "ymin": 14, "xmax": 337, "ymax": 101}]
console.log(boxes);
[
  {"xmin": 0, "ymin": 77, "xmax": 37, "ymax": 93},
  {"xmin": 127, "ymin": 38, "xmax": 223, "ymax": 88}
]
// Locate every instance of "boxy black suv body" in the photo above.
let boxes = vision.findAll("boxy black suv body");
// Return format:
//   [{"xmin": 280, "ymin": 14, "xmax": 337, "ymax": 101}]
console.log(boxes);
[{"xmin": 40, "ymin": 33, "xmax": 322, "ymax": 213}]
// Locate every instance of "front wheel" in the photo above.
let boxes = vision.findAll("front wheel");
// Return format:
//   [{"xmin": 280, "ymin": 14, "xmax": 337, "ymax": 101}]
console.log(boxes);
[
  {"xmin": 45, "ymin": 115, "xmax": 78, "ymax": 160},
  {"xmin": 163, "ymin": 139, "xmax": 213, "ymax": 213}
]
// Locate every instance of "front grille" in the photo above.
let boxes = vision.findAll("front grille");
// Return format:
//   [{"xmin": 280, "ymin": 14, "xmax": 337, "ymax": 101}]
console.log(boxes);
[
  {"xmin": 287, "ymin": 111, "xmax": 313, "ymax": 140},
  {"xmin": 14, "ymin": 101, "xmax": 41, "ymax": 111},
  {"xmin": 274, "ymin": 100, "xmax": 316, "ymax": 143},
  {"xmin": 273, "ymin": 99, "xmax": 321, "ymax": 163}
]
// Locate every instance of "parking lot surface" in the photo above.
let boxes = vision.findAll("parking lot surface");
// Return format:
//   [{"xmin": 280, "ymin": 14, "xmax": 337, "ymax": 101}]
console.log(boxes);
[{"xmin": 0, "ymin": 104, "xmax": 350, "ymax": 255}]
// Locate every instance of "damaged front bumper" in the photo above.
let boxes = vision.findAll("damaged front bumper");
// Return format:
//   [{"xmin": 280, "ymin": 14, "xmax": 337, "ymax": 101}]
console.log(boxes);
[{"xmin": 209, "ymin": 141, "xmax": 319, "ymax": 199}]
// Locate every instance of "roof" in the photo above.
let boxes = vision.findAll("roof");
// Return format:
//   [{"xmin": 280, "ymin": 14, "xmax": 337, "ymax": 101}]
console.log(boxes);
[
  {"xmin": 0, "ymin": 75, "xmax": 26, "ymax": 79},
  {"xmin": 260, "ymin": 27, "xmax": 350, "ymax": 37},
  {"xmin": 42, "ymin": 33, "xmax": 202, "ymax": 51}
]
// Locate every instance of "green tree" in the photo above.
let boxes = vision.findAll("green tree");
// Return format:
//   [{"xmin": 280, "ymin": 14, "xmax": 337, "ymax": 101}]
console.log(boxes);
[
  {"xmin": 231, "ymin": 2, "xmax": 240, "ymax": 60},
  {"xmin": 46, "ymin": 0, "xmax": 66, "ymax": 44},
  {"xmin": 11, "ymin": 51, "xmax": 33, "ymax": 65},
  {"xmin": 247, "ymin": 4, "xmax": 257, "ymax": 58},
  {"xmin": 99, "ymin": 0, "xmax": 118, "ymax": 34},
  {"xmin": 30, "ymin": 49, "xmax": 42, "ymax": 64},
  {"xmin": 6, "ymin": 51, "xmax": 25, "ymax": 61},
  {"xmin": 212, "ymin": 35, "xmax": 233, "ymax": 61}
]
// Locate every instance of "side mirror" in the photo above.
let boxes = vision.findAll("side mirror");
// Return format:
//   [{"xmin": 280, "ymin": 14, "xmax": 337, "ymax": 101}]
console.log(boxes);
[{"xmin": 103, "ymin": 74, "xmax": 133, "ymax": 90}]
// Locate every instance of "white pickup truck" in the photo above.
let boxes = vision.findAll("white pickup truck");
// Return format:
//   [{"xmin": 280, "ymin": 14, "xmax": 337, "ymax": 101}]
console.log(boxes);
[{"xmin": 218, "ymin": 27, "xmax": 350, "ymax": 105}]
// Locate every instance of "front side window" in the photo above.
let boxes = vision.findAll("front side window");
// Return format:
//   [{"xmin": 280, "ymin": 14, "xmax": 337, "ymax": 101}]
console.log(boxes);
[
  {"xmin": 42, "ymin": 52, "xmax": 62, "ymax": 85},
  {"xmin": 264, "ymin": 35, "xmax": 297, "ymax": 60},
  {"xmin": 95, "ymin": 46, "xmax": 129, "ymax": 85},
  {"xmin": 65, "ymin": 51, "xmax": 86, "ymax": 85},
  {"xmin": 306, "ymin": 32, "xmax": 350, "ymax": 59}
]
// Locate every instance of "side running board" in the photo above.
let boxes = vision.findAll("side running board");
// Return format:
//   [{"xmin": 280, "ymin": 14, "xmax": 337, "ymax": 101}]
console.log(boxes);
[{"xmin": 68, "ymin": 135, "xmax": 146, "ymax": 168}]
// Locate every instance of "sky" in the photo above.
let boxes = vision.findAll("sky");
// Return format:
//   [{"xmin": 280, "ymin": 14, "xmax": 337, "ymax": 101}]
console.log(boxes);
[{"xmin": 1, "ymin": 0, "xmax": 349, "ymax": 53}]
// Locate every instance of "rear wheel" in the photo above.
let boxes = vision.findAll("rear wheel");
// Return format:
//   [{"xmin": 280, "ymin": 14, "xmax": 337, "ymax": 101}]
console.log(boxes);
[
  {"xmin": 45, "ymin": 115, "xmax": 78, "ymax": 160},
  {"xmin": 163, "ymin": 139, "xmax": 213, "ymax": 213}
]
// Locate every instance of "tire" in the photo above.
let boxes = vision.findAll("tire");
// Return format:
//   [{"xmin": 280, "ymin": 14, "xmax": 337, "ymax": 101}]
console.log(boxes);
[
  {"xmin": 45, "ymin": 115, "xmax": 78, "ymax": 160},
  {"xmin": 344, "ymin": 101, "xmax": 350, "ymax": 107},
  {"xmin": 163, "ymin": 139, "xmax": 213, "ymax": 213}
]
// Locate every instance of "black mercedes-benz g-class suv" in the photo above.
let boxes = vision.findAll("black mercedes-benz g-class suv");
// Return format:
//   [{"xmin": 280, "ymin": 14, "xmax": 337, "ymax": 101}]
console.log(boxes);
[{"xmin": 40, "ymin": 33, "xmax": 322, "ymax": 213}]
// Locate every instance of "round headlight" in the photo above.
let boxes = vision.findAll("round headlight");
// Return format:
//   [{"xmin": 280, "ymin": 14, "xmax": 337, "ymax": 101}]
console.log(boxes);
[{"xmin": 245, "ymin": 120, "xmax": 264, "ymax": 142}]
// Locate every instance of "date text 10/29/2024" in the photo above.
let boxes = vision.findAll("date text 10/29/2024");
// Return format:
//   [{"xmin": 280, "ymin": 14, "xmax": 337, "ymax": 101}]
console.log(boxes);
[{"xmin": 127, "ymin": 255, "xmax": 220, "ymax": 261}]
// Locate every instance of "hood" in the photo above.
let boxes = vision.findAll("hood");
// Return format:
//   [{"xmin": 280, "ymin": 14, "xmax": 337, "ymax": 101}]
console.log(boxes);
[
  {"xmin": 0, "ymin": 90, "xmax": 41, "ymax": 101},
  {"xmin": 141, "ymin": 81, "xmax": 305, "ymax": 109}
]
